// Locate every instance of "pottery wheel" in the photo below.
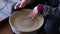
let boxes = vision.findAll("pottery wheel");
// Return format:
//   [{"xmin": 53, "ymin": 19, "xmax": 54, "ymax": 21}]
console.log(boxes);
[{"xmin": 9, "ymin": 9, "xmax": 44, "ymax": 32}]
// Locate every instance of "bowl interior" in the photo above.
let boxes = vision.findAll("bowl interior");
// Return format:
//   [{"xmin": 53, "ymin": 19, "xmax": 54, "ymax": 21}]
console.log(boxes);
[{"xmin": 9, "ymin": 9, "xmax": 44, "ymax": 32}]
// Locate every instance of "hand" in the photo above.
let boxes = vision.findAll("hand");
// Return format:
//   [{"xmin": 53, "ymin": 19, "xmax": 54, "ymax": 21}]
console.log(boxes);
[
  {"xmin": 27, "ymin": 6, "xmax": 38, "ymax": 19},
  {"xmin": 14, "ymin": 0, "xmax": 31, "ymax": 9}
]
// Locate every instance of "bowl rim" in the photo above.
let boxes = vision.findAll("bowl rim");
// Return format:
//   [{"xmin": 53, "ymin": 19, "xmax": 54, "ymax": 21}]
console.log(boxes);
[{"xmin": 9, "ymin": 9, "xmax": 44, "ymax": 32}]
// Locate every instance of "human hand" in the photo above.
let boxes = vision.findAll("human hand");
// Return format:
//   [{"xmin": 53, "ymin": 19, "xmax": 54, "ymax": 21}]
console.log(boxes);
[
  {"xmin": 14, "ymin": 0, "xmax": 31, "ymax": 9},
  {"xmin": 27, "ymin": 6, "xmax": 38, "ymax": 19}
]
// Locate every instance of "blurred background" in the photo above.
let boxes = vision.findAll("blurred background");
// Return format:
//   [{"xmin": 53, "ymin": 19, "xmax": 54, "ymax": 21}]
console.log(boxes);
[
  {"xmin": 0, "ymin": 0, "xmax": 19, "ymax": 34},
  {"xmin": 0, "ymin": 0, "xmax": 19, "ymax": 21}
]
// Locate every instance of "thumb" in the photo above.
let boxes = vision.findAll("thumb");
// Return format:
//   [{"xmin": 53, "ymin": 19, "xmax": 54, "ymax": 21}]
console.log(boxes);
[
  {"xmin": 19, "ymin": 0, "xmax": 27, "ymax": 8},
  {"xmin": 14, "ymin": 1, "xmax": 21, "ymax": 9}
]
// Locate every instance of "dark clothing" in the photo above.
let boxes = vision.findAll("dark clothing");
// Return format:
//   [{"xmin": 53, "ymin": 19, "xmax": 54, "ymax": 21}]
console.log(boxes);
[
  {"xmin": 32, "ymin": 0, "xmax": 59, "ymax": 7},
  {"xmin": 44, "ymin": 17, "xmax": 59, "ymax": 34},
  {"xmin": 30, "ymin": 0, "xmax": 60, "ymax": 34}
]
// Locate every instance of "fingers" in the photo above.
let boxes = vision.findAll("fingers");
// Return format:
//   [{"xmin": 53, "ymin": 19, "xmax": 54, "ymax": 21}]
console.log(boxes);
[
  {"xmin": 31, "ymin": 13, "xmax": 36, "ymax": 19},
  {"xmin": 14, "ymin": 0, "xmax": 27, "ymax": 9},
  {"xmin": 27, "ymin": 11, "xmax": 36, "ymax": 19},
  {"xmin": 27, "ymin": 12, "xmax": 33, "ymax": 17},
  {"xmin": 14, "ymin": 1, "xmax": 21, "ymax": 9},
  {"xmin": 27, "ymin": 6, "xmax": 38, "ymax": 19},
  {"xmin": 19, "ymin": 0, "xmax": 27, "ymax": 8}
]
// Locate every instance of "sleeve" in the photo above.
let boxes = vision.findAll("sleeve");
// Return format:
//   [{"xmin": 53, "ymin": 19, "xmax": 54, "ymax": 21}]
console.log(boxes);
[
  {"xmin": 46, "ymin": 0, "xmax": 59, "ymax": 7},
  {"xmin": 37, "ymin": 3, "xmax": 60, "ymax": 18},
  {"xmin": 37, "ymin": 4, "xmax": 43, "ymax": 13}
]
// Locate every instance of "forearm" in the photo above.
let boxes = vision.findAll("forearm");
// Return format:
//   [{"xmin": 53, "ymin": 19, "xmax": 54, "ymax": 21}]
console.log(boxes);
[{"xmin": 37, "ymin": 4, "xmax": 60, "ymax": 18}]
